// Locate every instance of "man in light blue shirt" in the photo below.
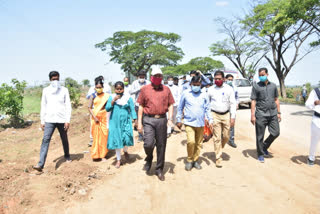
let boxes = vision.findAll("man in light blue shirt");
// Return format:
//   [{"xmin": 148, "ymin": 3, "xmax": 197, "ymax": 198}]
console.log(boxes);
[{"xmin": 177, "ymin": 75, "xmax": 213, "ymax": 171}]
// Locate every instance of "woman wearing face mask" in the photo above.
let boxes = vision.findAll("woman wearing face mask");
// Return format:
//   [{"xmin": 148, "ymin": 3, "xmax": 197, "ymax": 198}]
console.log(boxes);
[
  {"xmin": 106, "ymin": 81, "xmax": 137, "ymax": 168},
  {"xmin": 88, "ymin": 78, "xmax": 110, "ymax": 161},
  {"xmin": 176, "ymin": 75, "xmax": 213, "ymax": 171}
]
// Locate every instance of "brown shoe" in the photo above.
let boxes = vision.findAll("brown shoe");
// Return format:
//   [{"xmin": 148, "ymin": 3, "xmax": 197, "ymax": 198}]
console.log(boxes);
[
  {"xmin": 32, "ymin": 165, "xmax": 43, "ymax": 172},
  {"xmin": 155, "ymin": 171, "xmax": 165, "ymax": 181},
  {"xmin": 216, "ymin": 158, "xmax": 222, "ymax": 168}
]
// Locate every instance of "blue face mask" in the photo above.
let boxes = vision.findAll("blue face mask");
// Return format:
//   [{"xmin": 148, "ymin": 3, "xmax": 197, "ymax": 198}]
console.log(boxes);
[
  {"xmin": 259, "ymin": 75, "xmax": 268, "ymax": 82},
  {"xmin": 226, "ymin": 81, "xmax": 233, "ymax": 86},
  {"xmin": 191, "ymin": 85, "xmax": 201, "ymax": 93}
]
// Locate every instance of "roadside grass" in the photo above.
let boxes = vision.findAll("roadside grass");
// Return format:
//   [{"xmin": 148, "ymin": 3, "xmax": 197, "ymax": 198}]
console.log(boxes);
[{"xmin": 23, "ymin": 95, "xmax": 41, "ymax": 116}]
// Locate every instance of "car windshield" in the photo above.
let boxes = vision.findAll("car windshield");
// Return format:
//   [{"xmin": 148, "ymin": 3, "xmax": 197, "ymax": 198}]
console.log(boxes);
[{"xmin": 235, "ymin": 79, "xmax": 251, "ymax": 87}]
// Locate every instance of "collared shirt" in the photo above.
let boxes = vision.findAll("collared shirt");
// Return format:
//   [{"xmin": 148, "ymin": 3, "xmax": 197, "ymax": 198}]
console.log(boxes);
[
  {"xmin": 229, "ymin": 83, "xmax": 239, "ymax": 104},
  {"xmin": 86, "ymin": 85, "xmax": 111, "ymax": 99},
  {"xmin": 130, "ymin": 79, "xmax": 150, "ymax": 106},
  {"xmin": 40, "ymin": 86, "xmax": 72, "ymax": 124},
  {"xmin": 251, "ymin": 81, "xmax": 278, "ymax": 117},
  {"xmin": 306, "ymin": 89, "xmax": 320, "ymax": 128},
  {"xmin": 166, "ymin": 84, "xmax": 180, "ymax": 107},
  {"xmin": 137, "ymin": 84, "xmax": 175, "ymax": 115},
  {"xmin": 177, "ymin": 90, "xmax": 213, "ymax": 127},
  {"xmin": 207, "ymin": 84, "xmax": 237, "ymax": 119}
]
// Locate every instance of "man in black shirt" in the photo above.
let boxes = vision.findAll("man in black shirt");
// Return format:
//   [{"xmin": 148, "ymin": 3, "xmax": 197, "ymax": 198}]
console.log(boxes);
[{"xmin": 250, "ymin": 68, "xmax": 281, "ymax": 163}]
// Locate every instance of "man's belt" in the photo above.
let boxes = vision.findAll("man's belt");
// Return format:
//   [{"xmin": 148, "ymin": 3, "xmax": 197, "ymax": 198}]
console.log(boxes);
[
  {"xmin": 145, "ymin": 114, "xmax": 166, "ymax": 119},
  {"xmin": 315, "ymin": 111, "xmax": 320, "ymax": 118},
  {"xmin": 211, "ymin": 110, "xmax": 229, "ymax": 115}
]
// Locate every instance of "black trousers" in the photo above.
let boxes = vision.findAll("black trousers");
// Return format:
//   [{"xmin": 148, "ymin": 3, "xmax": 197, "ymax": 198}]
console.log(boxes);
[
  {"xmin": 143, "ymin": 116, "xmax": 167, "ymax": 172},
  {"xmin": 255, "ymin": 115, "xmax": 280, "ymax": 156}
]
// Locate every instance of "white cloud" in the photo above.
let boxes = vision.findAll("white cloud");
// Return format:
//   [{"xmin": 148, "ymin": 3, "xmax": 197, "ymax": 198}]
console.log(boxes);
[{"xmin": 215, "ymin": 1, "xmax": 229, "ymax": 7}]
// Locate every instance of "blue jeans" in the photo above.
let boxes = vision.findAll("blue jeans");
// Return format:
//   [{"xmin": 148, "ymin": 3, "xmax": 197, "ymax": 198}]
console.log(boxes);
[{"xmin": 38, "ymin": 123, "xmax": 70, "ymax": 168}]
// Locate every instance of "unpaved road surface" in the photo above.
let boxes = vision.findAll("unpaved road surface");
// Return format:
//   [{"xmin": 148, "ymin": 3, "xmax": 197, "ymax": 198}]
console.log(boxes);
[{"xmin": 1, "ymin": 103, "xmax": 319, "ymax": 214}]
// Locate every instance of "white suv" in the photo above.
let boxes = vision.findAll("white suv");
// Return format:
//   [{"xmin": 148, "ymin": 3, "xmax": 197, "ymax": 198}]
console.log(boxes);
[{"xmin": 234, "ymin": 78, "xmax": 252, "ymax": 107}]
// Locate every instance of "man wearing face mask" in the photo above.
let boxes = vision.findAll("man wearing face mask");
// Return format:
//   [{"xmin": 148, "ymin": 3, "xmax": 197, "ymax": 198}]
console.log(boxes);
[
  {"xmin": 251, "ymin": 68, "xmax": 281, "ymax": 163},
  {"xmin": 33, "ymin": 71, "xmax": 72, "ymax": 172},
  {"xmin": 166, "ymin": 76, "xmax": 180, "ymax": 137},
  {"xmin": 225, "ymin": 74, "xmax": 239, "ymax": 148},
  {"xmin": 177, "ymin": 75, "xmax": 213, "ymax": 171},
  {"xmin": 130, "ymin": 70, "xmax": 150, "ymax": 142},
  {"xmin": 137, "ymin": 67, "xmax": 175, "ymax": 181},
  {"xmin": 207, "ymin": 70, "xmax": 236, "ymax": 168}
]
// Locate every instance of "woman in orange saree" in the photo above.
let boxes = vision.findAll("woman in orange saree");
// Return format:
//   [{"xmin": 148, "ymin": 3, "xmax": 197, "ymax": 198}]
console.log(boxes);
[{"xmin": 88, "ymin": 78, "xmax": 110, "ymax": 161}]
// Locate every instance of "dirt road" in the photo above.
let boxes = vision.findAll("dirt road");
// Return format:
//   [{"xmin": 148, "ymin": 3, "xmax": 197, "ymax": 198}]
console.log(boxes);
[{"xmin": 1, "ymin": 103, "xmax": 319, "ymax": 214}]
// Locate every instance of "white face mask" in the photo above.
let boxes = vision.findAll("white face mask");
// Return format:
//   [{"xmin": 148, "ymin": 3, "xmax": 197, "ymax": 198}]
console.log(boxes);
[
  {"xmin": 139, "ymin": 78, "xmax": 145, "ymax": 83},
  {"xmin": 51, "ymin": 80, "xmax": 60, "ymax": 88},
  {"xmin": 168, "ymin": 80, "xmax": 173, "ymax": 86}
]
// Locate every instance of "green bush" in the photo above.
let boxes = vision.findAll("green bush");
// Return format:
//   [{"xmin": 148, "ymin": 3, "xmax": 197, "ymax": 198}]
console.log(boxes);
[
  {"xmin": 286, "ymin": 88, "xmax": 294, "ymax": 99},
  {"xmin": 64, "ymin": 77, "xmax": 81, "ymax": 108},
  {"xmin": 0, "ymin": 79, "xmax": 27, "ymax": 126}
]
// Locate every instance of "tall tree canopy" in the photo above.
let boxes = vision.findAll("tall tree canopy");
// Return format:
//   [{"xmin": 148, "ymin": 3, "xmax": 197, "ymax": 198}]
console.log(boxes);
[
  {"xmin": 162, "ymin": 57, "xmax": 224, "ymax": 75},
  {"xmin": 242, "ymin": 0, "xmax": 319, "ymax": 98},
  {"xmin": 286, "ymin": 0, "xmax": 320, "ymax": 46},
  {"xmin": 210, "ymin": 18, "xmax": 268, "ymax": 78},
  {"xmin": 95, "ymin": 30, "xmax": 184, "ymax": 75}
]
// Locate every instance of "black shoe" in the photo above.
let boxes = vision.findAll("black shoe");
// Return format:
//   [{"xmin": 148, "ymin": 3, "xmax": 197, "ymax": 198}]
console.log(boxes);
[
  {"xmin": 193, "ymin": 161, "xmax": 202, "ymax": 170},
  {"xmin": 155, "ymin": 170, "xmax": 165, "ymax": 181},
  {"xmin": 167, "ymin": 133, "xmax": 171, "ymax": 138},
  {"xmin": 144, "ymin": 161, "xmax": 152, "ymax": 172},
  {"xmin": 307, "ymin": 158, "xmax": 314, "ymax": 166},
  {"xmin": 228, "ymin": 141, "xmax": 237, "ymax": 148},
  {"xmin": 185, "ymin": 162, "xmax": 193, "ymax": 171},
  {"xmin": 263, "ymin": 148, "xmax": 271, "ymax": 157},
  {"xmin": 32, "ymin": 165, "xmax": 43, "ymax": 172}
]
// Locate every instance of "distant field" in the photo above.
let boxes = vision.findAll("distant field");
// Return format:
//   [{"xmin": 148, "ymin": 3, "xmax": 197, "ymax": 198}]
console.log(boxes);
[{"xmin": 23, "ymin": 95, "xmax": 41, "ymax": 116}]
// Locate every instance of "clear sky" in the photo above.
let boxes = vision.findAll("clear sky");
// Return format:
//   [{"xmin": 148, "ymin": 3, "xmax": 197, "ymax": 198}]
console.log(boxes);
[{"xmin": 0, "ymin": 0, "xmax": 319, "ymax": 86}]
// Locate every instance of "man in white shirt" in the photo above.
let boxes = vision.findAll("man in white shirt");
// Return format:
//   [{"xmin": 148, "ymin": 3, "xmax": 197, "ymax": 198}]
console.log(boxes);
[
  {"xmin": 33, "ymin": 71, "xmax": 72, "ymax": 172},
  {"xmin": 123, "ymin": 77, "xmax": 131, "ymax": 95},
  {"xmin": 166, "ymin": 76, "xmax": 180, "ymax": 137},
  {"xmin": 130, "ymin": 70, "xmax": 150, "ymax": 142},
  {"xmin": 207, "ymin": 70, "xmax": 236, "ymax": 168},
  {"xmin": 225, "ymin": 74, "xmax": 239, "ymax": 148},
  {"xmin": 306, "ymin": 87, "xmax": 320, "ymax": 165}
]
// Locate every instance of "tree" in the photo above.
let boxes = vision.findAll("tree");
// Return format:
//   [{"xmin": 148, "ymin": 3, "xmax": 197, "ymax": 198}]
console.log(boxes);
[
  {"xmin": 188, "ymin": 57, "xmax": 224, "ymax": 73},
  {"xmin": 95, "ymin": 30, "xmax": 184, "ymax": 76},
  {"xmin": 64, "ymin": 78, "xmax": 81, "ymax": 108},
  {"xmin": 242, "ymin": 0, "xmax": 319, "ymax": 98},
  {"xmin": 286, "ymin": 0, "xmax": 320, "ymax": 46},
  {"xmin": 0, "ymin": 79, "xmax": 27, "ymax": 126},
  {"xmin": 162, "ymin": 57, "xmax": 224, "ymax": 75},
  {"xmin": 82, "ymin": 79, "xmax": 90, "ymax": 87},
  {"xmin": 210, "ymin": 18, "xmax": 268, "ymax": 78}
]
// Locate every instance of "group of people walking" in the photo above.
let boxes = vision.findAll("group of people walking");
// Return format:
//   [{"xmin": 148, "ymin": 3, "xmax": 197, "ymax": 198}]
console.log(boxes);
[{"xmin": 32, "ymin": 68, "xmax": 320, "ymax": 181}]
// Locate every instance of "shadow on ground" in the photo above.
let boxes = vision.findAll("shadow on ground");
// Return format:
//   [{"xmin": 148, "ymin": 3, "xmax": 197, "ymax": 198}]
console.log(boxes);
[
  {"xmin": 202, "ymin": 152, "xmax": 230, "ymax": 163},
  {"xmin": 290, "ymin": 110, "xmax": 313, "ymax": 117},
  {"xmin": 176, "ymin": 156, "xmax": 211, "ymax": 166},
  {"xmin": 291, "ymin": 155, "xmax": 320, "ymax": 166},
  {"xmin": 242, "ymin": 149, "xmax": 274, "ymax": 160},
  {"xmin": 53, "ymin": 153, "xmax": 84, "ymax": 170},
  {"xmin": 143, "ymin": 161, "xmax": 176, "ymax": 176}
]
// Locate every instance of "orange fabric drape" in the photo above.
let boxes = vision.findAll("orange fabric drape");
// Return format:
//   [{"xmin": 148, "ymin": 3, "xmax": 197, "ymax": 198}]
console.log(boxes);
[{"xmin": 91, "ymin": 93, "xmax": 109, "ymax": 159}]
